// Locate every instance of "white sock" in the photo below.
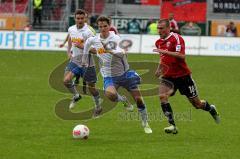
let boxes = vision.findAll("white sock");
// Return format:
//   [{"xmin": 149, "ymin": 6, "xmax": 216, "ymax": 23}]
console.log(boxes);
[
  {"xmin": 116, "ymin": 93, "xmax": 125, "ymax": 102},
  {"xmin": 139, "ymin": 108, "xmax": 148, "ymax": 126}
]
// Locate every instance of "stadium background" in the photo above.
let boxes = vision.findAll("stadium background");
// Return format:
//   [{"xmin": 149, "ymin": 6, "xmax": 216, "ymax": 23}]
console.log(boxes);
[{"xmin": 0, "ymin": 0, "xmax": 240, "ymax": 159}]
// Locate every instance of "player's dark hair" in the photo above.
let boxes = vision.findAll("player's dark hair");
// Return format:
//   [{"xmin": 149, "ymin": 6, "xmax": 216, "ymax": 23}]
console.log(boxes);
[
  {"xmin": 74, "ymin": 9, "xmax": 86, "ymax": 17},
  {"xmin": 96, "ymin": 16, "xmax": 111, "ymax": 25},
  {"xmin": 158, "ymin": 19, "xmax": 170, "ymax": 28}
]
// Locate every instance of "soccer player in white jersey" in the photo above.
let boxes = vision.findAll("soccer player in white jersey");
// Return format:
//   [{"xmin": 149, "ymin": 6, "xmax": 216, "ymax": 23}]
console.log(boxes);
[
  {"xmin": 60, "ymin": 12, "xmax": 95, "ymax": 94},
  {"xmin": 63, "ymin": 9, "xmax": 101, "ymax": 116},
  {"xmin": 82, "ymin": 16, "xmax": 152, "ymax": 134}
]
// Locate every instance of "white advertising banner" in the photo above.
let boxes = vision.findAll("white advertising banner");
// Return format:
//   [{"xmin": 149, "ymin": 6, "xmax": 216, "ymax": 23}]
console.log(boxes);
[
  {"xmin": 0, "ymin": 31, "xmax": 67, "ymax": 51},
  {"xmin": 1, "ymin": 31, "xmax": 240, "ymax": 56},
  {"xmin": 140, "ymin": 35, "xmax": 159, "ymax": 53},
  {"xmin": 183, "ymin": 36, "xmax": 201, "ymax": 55},
  {"xmin": 119, "ymin": 34, "xmax": 141, "ymax": 53},
  {"xmin": 200, "ymin": 37, "xmax": 240, "ymax": 56}
]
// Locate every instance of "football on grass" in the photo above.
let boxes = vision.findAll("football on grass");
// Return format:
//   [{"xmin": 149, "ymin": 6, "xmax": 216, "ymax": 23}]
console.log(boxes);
[{"xmin": 72, "ymin": 124, "xmax": 89, "ymax": 139}]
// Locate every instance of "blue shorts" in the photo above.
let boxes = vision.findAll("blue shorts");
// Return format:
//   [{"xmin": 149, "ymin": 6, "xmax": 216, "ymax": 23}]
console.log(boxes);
[
  {"xmin": 104, "ymin": 70, "xmax": 141, "ymax": 91},
  {"xmin": 65, "ymin": 62, "xmax": 85, "ymax": 77},
  {"xmin": 65, "ymin": 62, "xmax": 97, "ymax": 83}
]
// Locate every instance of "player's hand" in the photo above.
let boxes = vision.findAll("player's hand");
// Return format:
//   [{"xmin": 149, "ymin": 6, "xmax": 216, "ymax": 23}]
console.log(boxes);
[
  {"xmin": 153, "ymin": 48, "xmax": 167, "ymax": 54},
  {"xmin": 153, "ymin": 48, "xmax": 160, "ymax": 53},
  {"xmin": 59, "ymin": 44, "xmax": 64, "ymax": 48},
  {"xmin": 155, "ymin": 70, "xmax": 161, "ymax": 78}
]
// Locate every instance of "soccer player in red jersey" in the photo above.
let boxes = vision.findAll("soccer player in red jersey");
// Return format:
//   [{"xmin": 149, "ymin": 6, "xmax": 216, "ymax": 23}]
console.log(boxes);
[{"xmin": 153, "ymin": 19, "xmax": 220, "ymax": 134}]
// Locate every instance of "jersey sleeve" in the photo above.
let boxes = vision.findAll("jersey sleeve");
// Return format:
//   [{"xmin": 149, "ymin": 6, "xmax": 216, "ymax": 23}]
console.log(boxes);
[
  {"xmin": 173, "ymin": 35, "xmax": 185, "ymax": 55},
  {"xmin": 155, "ymin": 39, "xmax": 160, "ymax": 48},
  {"xmin": 83, "ymin": 37, "xmax": 93, "ymax": 55},
  {"xmin": 67, "ymin": 27, "xmax": 71, "ymax": 34},
  {"xmin": 82, "ymin": 37, "xmax": 94, "ymax": 65}
]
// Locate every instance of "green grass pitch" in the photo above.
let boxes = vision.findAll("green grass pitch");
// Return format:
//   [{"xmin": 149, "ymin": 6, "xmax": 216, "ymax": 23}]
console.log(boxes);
[{"xmin": 0, "ymin": 50, "xmax": 239, "ymax": 159}]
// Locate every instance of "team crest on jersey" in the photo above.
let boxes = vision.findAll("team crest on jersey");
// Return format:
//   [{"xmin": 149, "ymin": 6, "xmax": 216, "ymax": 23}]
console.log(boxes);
[
  {"xmin": 166, "ymin": 42, "xmax": 171, "ymax": 47},
  {"xmin": 102, "ymin": 41, "xmax": 117, "ymax": 50},
  {"xmin": 176, "ymin": 45, "xmax": 181, "ymax": 52},
  {"xmin": 71, "ymin": 38, "xmax": 84, "ymax": 44}
]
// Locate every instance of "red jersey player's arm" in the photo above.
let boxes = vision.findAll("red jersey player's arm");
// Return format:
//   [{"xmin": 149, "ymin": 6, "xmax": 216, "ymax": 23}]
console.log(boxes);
[{"xmin": 153, "ymin": 48, "xmax": 185, "ymax": 60}]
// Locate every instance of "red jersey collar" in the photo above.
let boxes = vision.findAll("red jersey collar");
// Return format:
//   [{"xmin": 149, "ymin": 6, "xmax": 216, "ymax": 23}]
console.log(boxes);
[{"xmin": 161, "ymin": 32, "xmax": 173, "ymax": 41}]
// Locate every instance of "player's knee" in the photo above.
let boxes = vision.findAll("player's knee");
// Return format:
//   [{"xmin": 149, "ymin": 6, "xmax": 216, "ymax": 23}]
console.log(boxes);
[
  {"xmin": 63, "ymin": 78, "xmax": 71, "ymax": 87},
  {"xmin": 90, "ymin": 89, "xmax": 99, "ymax": 97},
  {"xmin": 87, "ymin": 85, "xmax": 96, "ymax": 93},
  {"xmin": 105, "ymin": 91, "xmax": 117, "ymax": 102},
  {"xmin": 159, "ymin": 94, "xmax": 168, "ymax": 102}
]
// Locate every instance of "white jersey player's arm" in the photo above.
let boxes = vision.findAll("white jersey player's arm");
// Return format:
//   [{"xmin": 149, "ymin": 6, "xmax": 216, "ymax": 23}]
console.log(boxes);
[
  {"xmin": 106, "ymin": 47, "xmax": 126, "ymax": 57},
  {"xmin": 81, "ymin": 29, "xmax": 96, "ymax": 54},
  {"xmin": 82, "ymin": 37, "xmax": 93, "ymax": 66},
  {"xmin": 67, "ymin": 35, "xmax": 72, "ymax": 58}
]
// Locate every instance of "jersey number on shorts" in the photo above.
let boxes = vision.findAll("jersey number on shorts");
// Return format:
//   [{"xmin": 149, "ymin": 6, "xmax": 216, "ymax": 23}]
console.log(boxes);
[{"xmin": 188, "ymin": 85, "xmax": 196, "ymax": 96}]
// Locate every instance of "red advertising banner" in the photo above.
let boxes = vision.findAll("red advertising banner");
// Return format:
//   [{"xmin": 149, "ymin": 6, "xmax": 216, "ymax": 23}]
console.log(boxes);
[
  {"xmin": 161, "ymin": 0, "xmax": 206, "ymax": 22},
  {"xmin": 141, "ymin": 0, "xmax": 160, "ymax": 5}
]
